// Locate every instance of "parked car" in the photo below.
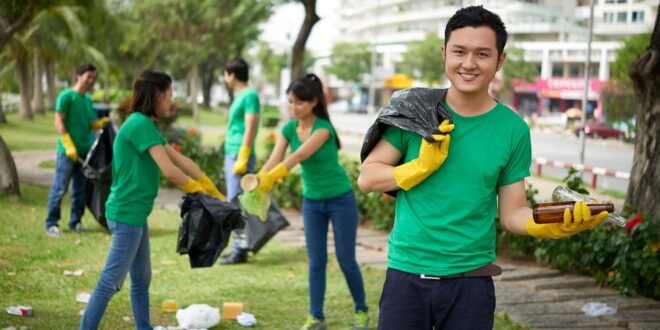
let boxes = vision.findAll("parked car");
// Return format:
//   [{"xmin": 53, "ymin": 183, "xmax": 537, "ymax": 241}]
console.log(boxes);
[{"xmin": 574, "ymin": 122, "xmax": 624, "ymax": 139}]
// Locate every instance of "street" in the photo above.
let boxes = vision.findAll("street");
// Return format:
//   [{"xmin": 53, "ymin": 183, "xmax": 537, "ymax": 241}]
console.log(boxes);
[{"xmin": 331, "ymin": 112, "xmax": 633, "ymax": 193}]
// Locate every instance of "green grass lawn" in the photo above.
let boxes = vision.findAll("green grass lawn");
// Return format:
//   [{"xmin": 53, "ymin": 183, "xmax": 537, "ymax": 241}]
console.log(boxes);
[
  {"xmin": 0, "ymin": 112, "xmax": 58, "ymax": 151},
  {"xmin": 1, "ymin": 184, "xmax": 523, "ymax": 329},
  {"xmin": 176, "ymin": 109, "xmax": 228, "ymax": 128}
]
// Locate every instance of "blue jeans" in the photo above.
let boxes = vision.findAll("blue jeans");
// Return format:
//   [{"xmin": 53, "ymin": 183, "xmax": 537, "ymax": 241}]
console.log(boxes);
[
  {"xmin": 45, "ymin": 152, "xmax": 87, "ymax": 229},
  {"xmin": 302, "ymin": 191, "xmax": 367, "ymax": 320},
  {"xmin": 80, "ymin": 220, "xmax": 152, "ymax": 330},
  {"xmin": 224, "ymin": 153, "xmax": 255, "ymax": 257},
  {"xmin": 377, "ymin": 268, "xmax": 495, "ymax": 330}
]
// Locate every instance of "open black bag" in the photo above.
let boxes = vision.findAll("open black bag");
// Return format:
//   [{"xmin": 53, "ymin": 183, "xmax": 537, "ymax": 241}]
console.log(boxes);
[
  {"xmin": 178, "ymin": 193, "xmax": 244, "ymax": 268},
  {"xmin": 231, "ymin": 196, "xmax": 289, "ymax": 254},
  {"xmin": 360, "ymin": 87, "xmax": 452, "ymax": 196},
  {"xmin": 82, "ymin": 121, "xmax": 117, "ymax": 230}
]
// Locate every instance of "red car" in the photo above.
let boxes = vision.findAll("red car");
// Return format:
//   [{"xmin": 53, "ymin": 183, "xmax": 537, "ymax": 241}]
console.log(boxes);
[{"xmin": 574, "ymin": 122, "xmax": 624, "ymax": 139}]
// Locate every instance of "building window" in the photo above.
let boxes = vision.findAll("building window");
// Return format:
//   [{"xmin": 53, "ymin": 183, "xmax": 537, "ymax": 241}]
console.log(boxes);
[
  {"xmin": 632, "ymin": 10, "xmax": 645, "ymax": 22},
  {"xmin": 552, "ymin": 64, "xmax": 563, "ymax": 77},
  {"xmin": 616, "ymin": 11, "xmax": 628, "ymax": 22},
  {"xmin": 603, "ymin": 12, "xmax": 614, "ymax": 22},
  {"xmin": 569, "ymin": 64, "xmax": 581, "ymax": 77}
]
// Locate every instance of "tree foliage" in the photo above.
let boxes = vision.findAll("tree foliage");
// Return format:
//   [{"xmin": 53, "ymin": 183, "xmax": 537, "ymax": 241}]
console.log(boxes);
[
  {"xmin": 325, "ymin": 42, "xmax": 371, "ymax": 82},
  {"xmin": 501, "ymin": 47, "xmax": 538, "ymax": 95},
  {"xmin": 602, "ymin": 33, "xmax": 651, "ymax": 129},
  {"xmin": 399, "ymin": 32, "xmax": 444, "ymax": 85}
]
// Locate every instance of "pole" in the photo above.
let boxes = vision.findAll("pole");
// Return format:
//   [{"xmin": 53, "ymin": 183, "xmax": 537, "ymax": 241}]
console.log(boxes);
[
  {"xmin": 579, "ymin": 0, "xmax": 595, "ymax": 166},
  {"xmin": 367, "ymin": 0, "xmax": 379, "ymax": 114}
]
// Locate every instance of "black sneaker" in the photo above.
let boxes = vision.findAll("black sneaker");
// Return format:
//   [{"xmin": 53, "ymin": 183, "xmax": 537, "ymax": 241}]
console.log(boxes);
[{"xmin": 220, "ymin": 252, "xmax": 248, "ymax": 265}]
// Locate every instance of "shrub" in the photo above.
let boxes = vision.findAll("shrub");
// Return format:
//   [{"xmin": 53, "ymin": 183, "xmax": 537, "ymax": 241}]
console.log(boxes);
[{"xmin": 261, "ymin": 105, "xmax": 281, "ymax": 128}]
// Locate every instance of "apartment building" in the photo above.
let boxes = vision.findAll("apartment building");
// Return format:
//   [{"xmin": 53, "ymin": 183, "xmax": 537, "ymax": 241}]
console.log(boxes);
[{"xmin": 336, "ymin": 0, "xmax": 657, "ymax": 116}]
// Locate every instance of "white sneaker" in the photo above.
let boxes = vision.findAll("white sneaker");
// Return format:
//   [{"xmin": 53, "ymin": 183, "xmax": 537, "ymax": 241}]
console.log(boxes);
[{"xmin": 46, "ymin": 226, "xmax": 61, "ymax": 236}]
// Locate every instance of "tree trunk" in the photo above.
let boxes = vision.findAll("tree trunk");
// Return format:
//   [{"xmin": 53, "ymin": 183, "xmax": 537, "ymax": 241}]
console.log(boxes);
[
  {"xmin": 0, "ymin": 94, "xmax": 7, "ymax": 124},
  {"xmin": 0, "ymin": 0, "xmax": 37, "ymax": 52},
  {"xmin": 190, "ymin": 66, "xmax": 200, "ymax": 124},
  {"xmin": 31, "ymin": 47, "xmax": 45, "ymax": 115},
  {"xmin": 17, "ymin": 59, "xmax": 33, "ymax": 120},
  {"xmin": 626, "ymin": 5, "xmax": 660, "ymax": 220},
  {"xmin": 290, "ymin": 0, "xmax": 319, "ymax": 81},
  {"xmin": 201, "ymin": 62, "xmax": 216, "ymax": 109},
  {"xmin": 45, "ymin": 57, "xmax": 56, "ymax": 110},
  {"xmin": 0, "ymin": 134, "xmax": 20, "ymax": 196}
]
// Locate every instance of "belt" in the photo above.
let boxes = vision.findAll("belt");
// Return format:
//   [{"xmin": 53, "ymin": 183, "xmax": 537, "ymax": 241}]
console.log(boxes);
[{"xmin": 419, "ymin": 264, "xmax": 502, "ymax": 280}]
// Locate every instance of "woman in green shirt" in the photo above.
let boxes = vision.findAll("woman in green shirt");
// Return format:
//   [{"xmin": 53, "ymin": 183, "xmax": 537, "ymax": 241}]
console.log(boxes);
[
  {"xmin": 256, "ymin": 74, "xmax": 369, "ymax": 330},
  {"xmin": 80, "ymin": 70, "xmax": 223, "ymax": 330}
]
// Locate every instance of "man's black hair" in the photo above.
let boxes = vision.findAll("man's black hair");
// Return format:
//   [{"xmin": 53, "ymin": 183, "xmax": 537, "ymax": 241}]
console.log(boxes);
[
  {"xmin": 76, "ymin": 63, "xmax": 96, "ymax": 76},
  {"xmin": 224, "ymin": 58, "xmax": 249, "ymax": 82},
  {"xmin": 445, "ymin": 5, "xmax": 508, "ymax": 55}
]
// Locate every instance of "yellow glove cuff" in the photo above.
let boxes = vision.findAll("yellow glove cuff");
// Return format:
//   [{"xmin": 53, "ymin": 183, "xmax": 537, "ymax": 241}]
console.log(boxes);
[
  {"xmin": 393, "ymin": 161, "xmax": 430, "ymax": 191},
  {"xmin": 178, "ymin": 177, "xmax": 204, "ymax": 194},
  {"xmin": 61, "ymin": 133, "xmax": 78, "ymax": 160},
  {"xmin": 268, "ymin": 162, "xmax": 289, "ymax": 179},
  {"xmin": 232, "ymin": 145, "xmax": 252, "ymax": 174},
  {"xmin": 199, "ymin": 174, "xmax": 226, "ymax": 200},
  {"xmin": 91, "ymin": 117, "xmax": 109, "ymax": 130}
]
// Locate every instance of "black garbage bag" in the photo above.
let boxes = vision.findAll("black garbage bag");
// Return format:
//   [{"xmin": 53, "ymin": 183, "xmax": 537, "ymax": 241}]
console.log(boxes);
[
  {"xmin": 178, "ymin": 193, "xmax": 244, "ymax": 268},
  {"xmin": 360, "ymin": 88, "xmax": 452, "ymax": 196},
  {"xmin": 231, "ymin": 196, "xmax": 289, "ymax": 254},
  {"xmin": 83, "ymin": 121, "xmax": 117, "ymax": 230}
]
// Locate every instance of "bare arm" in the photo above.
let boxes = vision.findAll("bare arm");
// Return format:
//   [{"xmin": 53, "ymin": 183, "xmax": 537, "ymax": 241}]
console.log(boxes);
[
  {"xmin": 260, "ymin": 133, "xmax": 289, "ymax": 173},
  {"xmin": 498, "ymin": 179, "xmax": 533, "ymax": 235},
  {"xmin": 149, "ymin": 144, "xmax": 190, "ymax": 186},
  {"xmin": 54, "ymin": 112, "xmax": 67, "ymax": 135},
  {"xmin": 357, "ymin": 138, "xmax": 403, "ymax": 192},
  {"xmin": 282, "ymin": 128, "xmax": 330, "ymax": 169},
  {"xmin": 164, "ymin": 144, "xmax": 202, "ymax": 180},
  {"xmin": 242, "ymin": 113, "xmax": 259, "ymax": 148}
]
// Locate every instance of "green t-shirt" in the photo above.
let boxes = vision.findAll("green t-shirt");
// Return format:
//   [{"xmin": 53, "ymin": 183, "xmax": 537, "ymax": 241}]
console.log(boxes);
[
  {"xmin": 55, "ymin": 88, "xmax": 94, "ymax": 154},
  {"xmin": 281, "ymin": 118, "xmax": 352, "ymax": 200},
  {"xmin": 382, "ymin": 101, "xmax": 531, "ymax": 276},
  {"xmin": 224, "ymin": 87, "xmax": 260, "ymax": 155},
  {"xmin": 105, "ymin": 112, "xmax": 165, "ymax": 226}
]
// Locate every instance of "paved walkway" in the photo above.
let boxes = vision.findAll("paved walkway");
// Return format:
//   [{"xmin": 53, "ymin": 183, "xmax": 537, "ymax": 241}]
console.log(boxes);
[{"xmin": 14, "ymin": 150, "xmax": 660, "ymax": 329}]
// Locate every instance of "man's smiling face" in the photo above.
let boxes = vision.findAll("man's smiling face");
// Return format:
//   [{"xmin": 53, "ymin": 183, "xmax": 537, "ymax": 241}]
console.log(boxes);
[{"xmin": 442, "ymin": 26, "xmax": 505, "ymax": 96}]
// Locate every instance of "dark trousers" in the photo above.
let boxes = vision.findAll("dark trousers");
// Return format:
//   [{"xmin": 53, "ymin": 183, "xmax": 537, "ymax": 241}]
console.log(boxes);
[{"xmin": 378, "ymin": 268, "xmax": 495, "ymax": 330}]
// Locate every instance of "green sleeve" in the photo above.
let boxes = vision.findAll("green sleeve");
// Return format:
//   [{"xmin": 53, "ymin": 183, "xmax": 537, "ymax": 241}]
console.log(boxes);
[
  {"xmin": 499, "ymin": 127, "xmax": 532, "ymax": 186},
  {"xmin": 244, "ymin": 91, "xmax": 260, "ymax": 114},
  {"xmin": 382, "ymin": 125, "xmax": 406, "ymax": 155},
  {"xmin": 129, "ymin": 118, "xmax": 166, "ymax": 153},
  {"xmin": 280, "ymin": 120, "xmax": 295, "ymax": 142},
  {"xmin": 55, "ymin": 92, "xmax": 69, "ymax": 113}
]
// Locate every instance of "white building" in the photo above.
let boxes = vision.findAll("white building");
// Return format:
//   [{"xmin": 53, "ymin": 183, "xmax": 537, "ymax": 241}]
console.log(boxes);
[{"xmin": 335, "ymin": 0, "xmax": 658, "ymax": 115}]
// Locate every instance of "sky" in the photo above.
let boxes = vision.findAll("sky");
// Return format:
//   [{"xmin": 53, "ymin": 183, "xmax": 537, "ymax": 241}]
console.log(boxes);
[{"xmin": 258, "ymin": 1, "xmax": 341, "ymax": 54}]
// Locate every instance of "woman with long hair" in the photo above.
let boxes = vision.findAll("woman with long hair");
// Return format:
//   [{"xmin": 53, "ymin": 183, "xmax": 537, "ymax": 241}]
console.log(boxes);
[
  {"xmin": 80, "ymin": 70, "xmax": 223, "ymax": 329},
  {"xmin": 256, "ymin": 74, "xmax": 369, "ymax": 330}
]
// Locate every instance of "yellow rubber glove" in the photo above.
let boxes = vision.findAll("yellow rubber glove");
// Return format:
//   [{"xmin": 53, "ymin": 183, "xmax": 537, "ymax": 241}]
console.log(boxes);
[
  {"xmin": 393, "ymin": 119, "xmax": 454, "ymax": 190},
  {"xmin": 178, "ymin": 177, "xmax": 204, "ymax": 194},
  {"xmin": 526, "ymin": 201, "xmax": 609, "ymax": 239},
  {"xmin": 232, "ymin": 145, "xmax": 251, "ymax": 175},
  {"xmin": 61, "ymin": 133, "xmax": 78, "ymax": 160},
  {"xmin": 256, "ymin": 163, "xmax": 289, "ymax": 193},
  {"xmin": 198, "ymin": 173, "xmax": 226, "ymax": 200},
  {"xmin": 90, "ymin": 117, "xmax": 110, "ymax": 131}
]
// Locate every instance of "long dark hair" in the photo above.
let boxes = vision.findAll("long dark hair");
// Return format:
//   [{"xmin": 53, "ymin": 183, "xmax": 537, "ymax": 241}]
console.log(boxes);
[
  {"xmin": 286, "ymin": 73, "xmax": 341, "ymax": 149},
  {"xmin": 130, "ymin": 70, "xmax": 172, "ymax": 118}
]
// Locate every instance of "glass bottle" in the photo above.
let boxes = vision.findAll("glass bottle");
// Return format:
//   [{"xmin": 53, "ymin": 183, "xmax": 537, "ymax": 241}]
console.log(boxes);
[
  {"xmin": 549, "ymin": 186, "xmax": 627, "ymax": 227},
  {"xmin": 533, "ymin": 201, "xmax": 614, "ymax": 224}
]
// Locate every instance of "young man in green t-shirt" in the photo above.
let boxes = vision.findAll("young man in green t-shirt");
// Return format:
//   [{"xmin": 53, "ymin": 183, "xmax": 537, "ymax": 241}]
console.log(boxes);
[
  {"xmin": 221, "ymin": 58, "xmax": 260, "ymax": 264},
  {"xmin": 358, "ymin": 6, "xmax": 608, "ymax": 329},
  {"xmin": 45, "ymin": 64, "xmax": 108, "ymax": 236}
]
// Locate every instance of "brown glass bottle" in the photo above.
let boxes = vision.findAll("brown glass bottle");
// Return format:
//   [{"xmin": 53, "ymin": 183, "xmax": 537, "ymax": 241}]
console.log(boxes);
[{"xmin": 533, "ymin": 201, "xmax": 614, "ymax": 224}]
